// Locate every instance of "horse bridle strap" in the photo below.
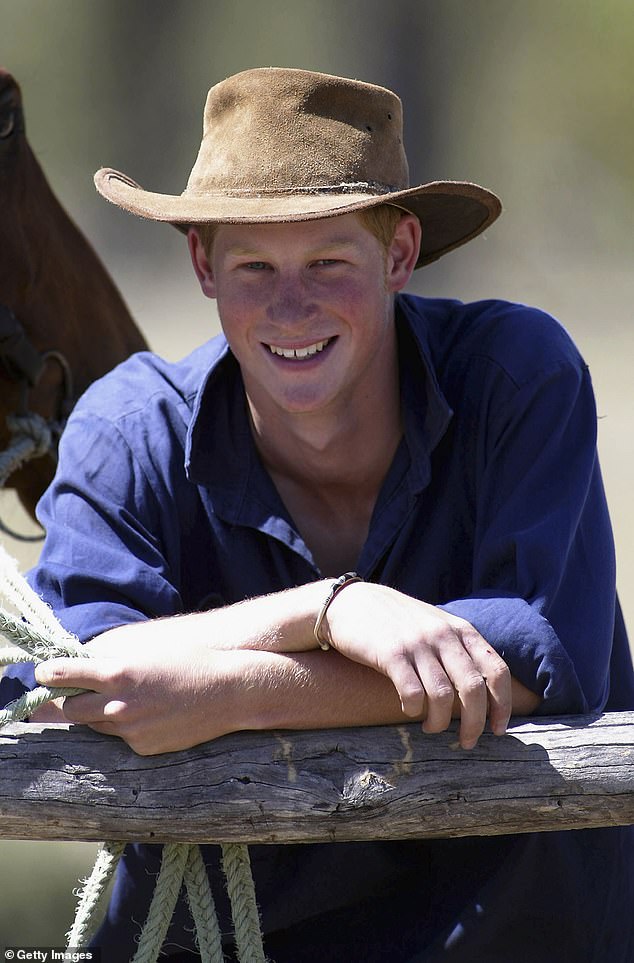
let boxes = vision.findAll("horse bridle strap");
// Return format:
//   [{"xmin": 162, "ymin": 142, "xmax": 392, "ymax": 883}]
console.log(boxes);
[
  {"xmin": 0, "ymin": 303, "xmax": 45, "ymax": 386},
  {"xmin": 0, "ymin": 303, "xmax": 76, "ymax": 541}
]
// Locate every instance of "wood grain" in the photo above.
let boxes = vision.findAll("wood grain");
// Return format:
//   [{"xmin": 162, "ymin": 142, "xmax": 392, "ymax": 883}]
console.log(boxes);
[{"xmin": 1, "ymin": 713, "xmax": 633, "ymax": 843}]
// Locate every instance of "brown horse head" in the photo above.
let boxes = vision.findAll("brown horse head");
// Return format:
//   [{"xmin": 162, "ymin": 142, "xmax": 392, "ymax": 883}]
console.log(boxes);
[{"xmin": 0, "ymin": 68, "xmax": 147, "ymax": 518}]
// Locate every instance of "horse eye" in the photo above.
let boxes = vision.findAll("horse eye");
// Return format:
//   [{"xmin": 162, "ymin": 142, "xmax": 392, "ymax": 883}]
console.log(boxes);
[{"xmin": 0, "ymin": 112, "xmax": 16, "ymax": 139}]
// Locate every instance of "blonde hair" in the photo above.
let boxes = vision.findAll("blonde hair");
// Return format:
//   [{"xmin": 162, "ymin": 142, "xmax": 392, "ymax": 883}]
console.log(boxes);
[
  {"xmin": 195, "ymin": 221, "xmax": 220, "ymax": 257},
  {"xmin": 194, "ymin": 204, "xmax": 407, "ymax": 259},
  {"xmin": 354, "ymin": 204, "xmax": 406, "ymax": 249}
]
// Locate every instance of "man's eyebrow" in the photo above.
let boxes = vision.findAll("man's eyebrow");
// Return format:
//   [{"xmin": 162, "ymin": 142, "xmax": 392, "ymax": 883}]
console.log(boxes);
[
  {"xmin": 310, "ymin": 237, "xmax": 359, "ymax": 251},
  {"xmin": 223, "ymin": 245, "xmax": 267, "ymax": 257}
]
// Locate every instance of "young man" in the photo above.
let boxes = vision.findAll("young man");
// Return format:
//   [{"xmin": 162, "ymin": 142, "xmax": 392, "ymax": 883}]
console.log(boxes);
[{"xmin": 2, "ymin": 68, "xmax": 632, "ymax": 961}]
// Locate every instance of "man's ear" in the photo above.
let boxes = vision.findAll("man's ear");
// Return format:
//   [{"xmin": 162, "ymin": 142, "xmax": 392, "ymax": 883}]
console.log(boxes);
[
  {"xmin": 386, "ymin": 214, "xmax": 422, "ymax": 292},
  {"xmin": 188, "ymin": 228, "xmax": 216, "ymax": 298}
]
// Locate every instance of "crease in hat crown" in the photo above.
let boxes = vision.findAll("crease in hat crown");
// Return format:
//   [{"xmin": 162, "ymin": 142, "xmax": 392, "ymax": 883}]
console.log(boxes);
[
  {"xmin": 184, "ymin": 67, "xmax": 409, "ymax": 198},
  {"xmin": 94, "ymin": 66, "xmax": 502, "ymax": 267}
]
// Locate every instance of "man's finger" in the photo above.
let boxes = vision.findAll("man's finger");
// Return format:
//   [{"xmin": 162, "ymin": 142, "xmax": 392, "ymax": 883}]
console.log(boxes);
[
  {"xmin": 59, "ymin": 691, "xmax": 113, "ymax": 724},
  {"xmin": 461, "ymin": 635, "xmax": 512, "ymax": 736},
  {"xmin": 413, "ymin": 650, "xmax": 456, "ymax": 735},
  {"xmin": 384, "ymin": 656, "xmax": 427, "ymax": 717},
  {"xmin": 431, "ymin": 636, "xmax": 489, "ymax": 748},
  {"xmin": 34, "ymin": 657, "xmax": 110, "ymax": 691}
]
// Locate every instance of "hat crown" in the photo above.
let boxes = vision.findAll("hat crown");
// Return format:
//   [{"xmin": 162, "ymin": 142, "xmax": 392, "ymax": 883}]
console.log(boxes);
[{"xmin": 185, "ymin": 67, "xmax": 410, "ymax": 197}]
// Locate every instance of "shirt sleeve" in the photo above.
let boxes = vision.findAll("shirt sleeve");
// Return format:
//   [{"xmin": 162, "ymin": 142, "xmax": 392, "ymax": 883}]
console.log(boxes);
[
  {"xmin": 27, "ymin": 409, "xmax": 188, "ymax": 641},
  {"xmin": 1, "ymin": 366, "xmax": 206, "ymax": 705},
  {"xmin": 439, "ymin": 353, "xmax": 616, "ymax": 715}
]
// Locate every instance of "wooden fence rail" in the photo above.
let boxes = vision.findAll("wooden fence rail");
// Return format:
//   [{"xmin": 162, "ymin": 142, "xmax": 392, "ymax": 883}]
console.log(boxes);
[{"xmin": 1, "ymin": 711, "xmax": 633, "ymax": 844}]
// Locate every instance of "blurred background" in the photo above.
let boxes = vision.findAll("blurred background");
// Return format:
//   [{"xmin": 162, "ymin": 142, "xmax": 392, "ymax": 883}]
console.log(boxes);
[{"xmin": 1, "ymin": 0, "xmax": 633, "ymax": 947}]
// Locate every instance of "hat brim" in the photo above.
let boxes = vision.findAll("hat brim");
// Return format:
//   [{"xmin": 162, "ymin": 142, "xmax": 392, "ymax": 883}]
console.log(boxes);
[{"xmin": 94, "ymin": 168, "xmax": 501, "ymax": 268}]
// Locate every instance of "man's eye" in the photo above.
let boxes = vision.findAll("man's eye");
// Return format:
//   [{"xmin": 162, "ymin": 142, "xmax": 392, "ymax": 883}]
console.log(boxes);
[
  {"xmin": 313, "ymin": 259, "xmax": 340, "ymax": 267},
  {"xmin": 245, "ymin": 261, "xmax": 269, "ymax": 270}
]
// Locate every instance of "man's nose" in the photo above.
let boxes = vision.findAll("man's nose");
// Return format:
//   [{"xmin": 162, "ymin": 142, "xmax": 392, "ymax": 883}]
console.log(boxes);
[{"xmin": 266, "ymin": 275, "xmax": 317, "ymax": 325}]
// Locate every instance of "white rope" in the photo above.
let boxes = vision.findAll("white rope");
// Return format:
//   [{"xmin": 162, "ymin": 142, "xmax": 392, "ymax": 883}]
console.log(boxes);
[
  {"xmin": 67, "ymin": 841, "xmax": 127, "ymax": 948},
  {"xmin": 0, "ymin": 412, "xmax": 53, "ymax": 488},
  {"xmin": 0, "ymin": 547, "xmax": 267, "ymax": 963},
  {"xmin": 0, "ymin": 604, "xmax": 84, "ymax": 660},
  {"xmin": 132, "ymin": 843, "xmax": 191, "ymax": 963},
  {"xmin": 184, "ymin": 844, "xmax": 225, "ymax": 962},
  {"xmin": 0, "ymin": 544, "xmax": 80, "ymax": 646},
  {"xmin": 0, "ymin": 645, "xmax": 38, "ymax": 664},
  {"xmin": 222, "ymin": 844, "xmax": 267, "ymax": 963}
]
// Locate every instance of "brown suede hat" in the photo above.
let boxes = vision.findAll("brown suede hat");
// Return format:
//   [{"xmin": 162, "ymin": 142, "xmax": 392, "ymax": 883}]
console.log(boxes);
[{"xmin": 94, "ymin": 67, "xmax": 501, "ymax": 267}]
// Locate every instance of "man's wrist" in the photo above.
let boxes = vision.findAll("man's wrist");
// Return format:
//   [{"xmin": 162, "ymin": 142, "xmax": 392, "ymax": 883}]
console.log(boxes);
[{"xmin": 313, "ymin": 573, "xmax": 363, "ymax": 650}]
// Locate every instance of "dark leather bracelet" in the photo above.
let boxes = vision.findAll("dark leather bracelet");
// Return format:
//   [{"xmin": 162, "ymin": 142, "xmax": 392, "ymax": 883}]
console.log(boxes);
[{"xmin": 313, "ymin": 572, "xmax": 363, "ymax": 650}]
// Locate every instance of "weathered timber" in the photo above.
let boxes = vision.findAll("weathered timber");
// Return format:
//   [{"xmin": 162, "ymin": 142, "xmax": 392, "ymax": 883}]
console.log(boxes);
[{"xmin": 1, "ymin": 712, "xmax": 633, "ymax": 844}]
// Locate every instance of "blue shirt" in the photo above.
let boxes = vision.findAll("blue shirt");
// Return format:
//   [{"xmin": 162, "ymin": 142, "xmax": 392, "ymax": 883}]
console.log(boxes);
[{"xmin": 3, "ymin": 293, "xmax": 633, "ymax": 961}]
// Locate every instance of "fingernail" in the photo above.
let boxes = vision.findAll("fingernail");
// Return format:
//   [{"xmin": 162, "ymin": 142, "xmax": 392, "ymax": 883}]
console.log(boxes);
[{"xmin": 493, "ymin": 719, "xmax": 510, "ymax": 736}]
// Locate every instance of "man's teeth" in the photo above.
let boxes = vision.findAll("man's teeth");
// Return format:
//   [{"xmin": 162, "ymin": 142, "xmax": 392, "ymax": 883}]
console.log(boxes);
[{"xmin": 268, "ymin": 338, "xmax": 330, "ymax": 359}]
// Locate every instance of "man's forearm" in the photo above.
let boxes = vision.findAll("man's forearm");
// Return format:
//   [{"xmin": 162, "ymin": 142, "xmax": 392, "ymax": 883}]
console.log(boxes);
[
  {"xmin": 33, "ymin": 643, "xmax": 538, "ymax": 750},
  {"xmin": 124, "ymin": 579, "xmax": 331, "ymax": 654},
  {"xmin": 236, "ymin": 648, "xmax": 540, "ymax": 734},
  {"xmin": 34, "ymin": 581, "xmax": 541, "ymax": 754}
]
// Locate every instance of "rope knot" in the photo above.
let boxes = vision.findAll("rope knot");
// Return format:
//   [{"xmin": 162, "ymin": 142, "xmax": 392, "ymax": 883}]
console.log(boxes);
[{"xmin": 6, "ymin": 412, "xmax": 54, "ymax": 458}]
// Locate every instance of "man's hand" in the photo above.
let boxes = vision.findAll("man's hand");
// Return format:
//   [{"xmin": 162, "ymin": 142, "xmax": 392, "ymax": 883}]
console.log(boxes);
[
  {"xmin": 322, "ymin": 582, "xmax": 515, "ymax": 749},
  {"xmin": 32, "ymin": 582, "xmax": 538, "ymax": 755},
  {"xmin": 33, "ymin": 627, "xmax": 261, "ymax": 755}
]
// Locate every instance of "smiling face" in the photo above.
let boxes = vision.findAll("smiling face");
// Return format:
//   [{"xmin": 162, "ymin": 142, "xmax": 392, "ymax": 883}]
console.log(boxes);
[{"xmin": 189, "ymin": 212, "xmax": 420, "ymax": 429}]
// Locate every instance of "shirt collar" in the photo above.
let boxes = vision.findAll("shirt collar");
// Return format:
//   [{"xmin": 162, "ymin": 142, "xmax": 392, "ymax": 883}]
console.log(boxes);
[
  {"xmin": 395, "ymin": 293, "xmax": 454, "ymax": 493},
  {"xmin": 185, "ymin": 339, "xmax": 315, "ymax": 563}
]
